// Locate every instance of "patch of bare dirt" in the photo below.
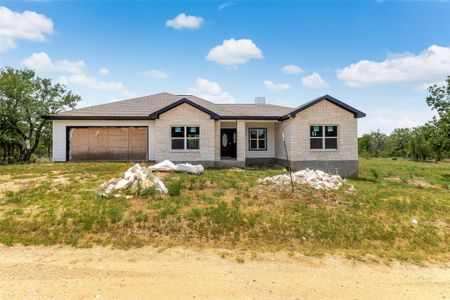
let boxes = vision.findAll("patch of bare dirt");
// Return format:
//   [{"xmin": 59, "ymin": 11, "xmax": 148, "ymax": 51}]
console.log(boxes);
[
  {"xmin": 0, "ymin": 175, "xmax": 47, "ymax": 198},
  {"xmin": 0, "ymin": 174, "xmax": 72, "ymax": 198},
  {"xmin": 385, "ymin": 177, "xmax": 441, "ymax": 189},
  {"xmin": 0, "ymin": 245, "xmax": 448, "ymax": 300}
]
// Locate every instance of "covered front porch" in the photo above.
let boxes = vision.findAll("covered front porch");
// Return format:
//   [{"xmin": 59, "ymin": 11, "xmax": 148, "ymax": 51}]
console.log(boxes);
[{"xmin": 215, "ymin": 120, "xmax": 278, "ymax": 167}]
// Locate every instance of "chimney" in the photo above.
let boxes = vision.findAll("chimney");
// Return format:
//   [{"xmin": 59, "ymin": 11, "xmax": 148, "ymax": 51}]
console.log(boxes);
[{"xmin": 255, "ymin": 96, "xmax": 266, "ymax": 105}]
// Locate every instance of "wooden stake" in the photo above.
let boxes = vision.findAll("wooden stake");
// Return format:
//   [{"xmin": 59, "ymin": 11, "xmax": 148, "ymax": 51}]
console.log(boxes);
[{"xmin": 282, "ymin": 132, "xmax": 295, "ymax": 193}]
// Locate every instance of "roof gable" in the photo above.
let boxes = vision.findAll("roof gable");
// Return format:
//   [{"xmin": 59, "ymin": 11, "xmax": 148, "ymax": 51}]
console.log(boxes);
[
  {"xmin": 282, "ymin": 95, "xmax": 366, "ymax": 119},
  {"xmin": 47, "ymin": 92, "xmax": 365, "ymax": 120},
  {"xmin": 149, "ymin": 98, "xmax": 220, "ymax": 120}
]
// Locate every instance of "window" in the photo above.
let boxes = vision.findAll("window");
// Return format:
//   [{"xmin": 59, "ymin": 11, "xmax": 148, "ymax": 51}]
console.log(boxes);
[
  {"xmin": 171, "ymin": 126, "xmax": 200, "ymax": 150},
  {"xmin": 249, "ymin": 128, "xmax": 267, "ymax": 151},
  {"xmin": 310, "ymin": 125, "xmax": 338, "ymax": 150}
]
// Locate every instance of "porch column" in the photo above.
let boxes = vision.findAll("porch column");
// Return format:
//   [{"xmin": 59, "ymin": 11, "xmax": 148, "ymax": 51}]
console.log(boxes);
[
  {"xmin": 236, "ymin": 120, "xmax": 246, "ymax": 162},
  {"xmin": 214, "ymin": 120, "xmax": 221, "ymax": 161}
]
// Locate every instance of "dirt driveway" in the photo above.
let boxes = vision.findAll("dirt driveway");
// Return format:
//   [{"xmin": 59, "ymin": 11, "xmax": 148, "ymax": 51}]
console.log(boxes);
[{"xmin": 0, "ymin": 245, "xmax": 448, "ymax": 300}]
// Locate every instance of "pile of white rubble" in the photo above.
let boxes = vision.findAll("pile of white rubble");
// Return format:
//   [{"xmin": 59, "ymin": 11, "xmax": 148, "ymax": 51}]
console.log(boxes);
[
  {"xmin": 99, "ymin": 163, "xmax": 168, "ymax": 196},
  {"xmin": 149, "ymin": 160, "xmax": 204, "ymax": 174},
  {"xmin": 257, "ymin": 168, "xmax": 347, "ymax": 190},
  {"xmin": 99, "ymin": 160, "xmax": 204, "ymax": 197}
]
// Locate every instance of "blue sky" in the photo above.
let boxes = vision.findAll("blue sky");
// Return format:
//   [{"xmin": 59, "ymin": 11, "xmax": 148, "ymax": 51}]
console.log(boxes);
[{"xmin": 1, "ymin": 1, "xmax": 449, "ymax": 135}]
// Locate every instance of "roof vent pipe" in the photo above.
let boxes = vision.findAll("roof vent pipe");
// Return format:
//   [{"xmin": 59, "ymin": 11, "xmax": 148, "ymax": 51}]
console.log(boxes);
[{"xmin": 255, "ymin": 97, "xmax": 266, "ymax": 104}]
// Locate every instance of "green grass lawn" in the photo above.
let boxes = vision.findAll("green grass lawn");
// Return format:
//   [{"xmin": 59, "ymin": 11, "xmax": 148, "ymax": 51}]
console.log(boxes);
[{"xmin": 0, "ymin": 158, "xmax": 449, "ymax": 263}]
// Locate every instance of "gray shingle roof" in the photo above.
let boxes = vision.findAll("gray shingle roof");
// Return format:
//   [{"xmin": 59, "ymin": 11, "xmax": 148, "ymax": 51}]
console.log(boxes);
[
  {"xmin": 49, "ymin": 92, "xmax": 365, "ymax": 120},
  {"xmin": 54, "ymin": 92, "xmax": 231, "ymax": 117},
  {"xmin": 216, "ymin": 104, "xmax": 293, "ymax": 117}
]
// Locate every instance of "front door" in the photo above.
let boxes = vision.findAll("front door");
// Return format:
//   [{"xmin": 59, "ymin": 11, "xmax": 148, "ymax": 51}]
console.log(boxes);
[{"xmin": 220, "ymin": 128, "xmax": 237, "ymax": 158}]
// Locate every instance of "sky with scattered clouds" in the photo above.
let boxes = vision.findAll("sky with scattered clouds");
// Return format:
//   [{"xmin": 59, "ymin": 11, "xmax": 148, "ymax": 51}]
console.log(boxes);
[{"xmin": 0, "ymin": 1, "xmax": 449, "ymax": 135}]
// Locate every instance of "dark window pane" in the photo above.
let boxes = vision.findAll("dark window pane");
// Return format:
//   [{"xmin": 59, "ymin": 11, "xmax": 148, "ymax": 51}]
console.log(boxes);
[
  {"xmin": 250, "ymin": 129, "xmax": 257, "ymax": 139},
  {"xmin": 325, "ymin": 138, "xmax": 337, "ymax": 149},
  {"xmin": 310, "ymin": 125, "xmax": 323, "ymax": 137},
  {"xmin": 171, "ymin": 139, "xmax": 184, "ymax": 150},
  {"xmin": 171, "ymin": 127, "xmax": 184, "ymax": 138},
  {"xmin": 258, "ymin": 140, "xmax": 266, "ymax": 149},
  {"xmin": 250, "ymin": 140, "xmax": 257, "ymax": 149},
  {"xmin": 310, "ymin": 138, "xmax": 323, "ymax": 149},
  {"xmin": 258, "ymin": 129, "xmax": 266, "ymax": 139},
  {"xmin": 325, "ymin": 126, "xmax": 338, "ymax": 137},
  {"xmin": 187, "ymin": 139, "xmax": 199, "ymax": 150},
  {"xmin": 187, "ymin": 127, "xmax": 200, "ymax": 138}
]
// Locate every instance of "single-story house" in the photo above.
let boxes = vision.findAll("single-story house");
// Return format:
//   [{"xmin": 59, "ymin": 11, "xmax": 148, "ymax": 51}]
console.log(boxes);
[{"xmin": 48, "ymin": 92, "xmax": 366, "ymax": 176}]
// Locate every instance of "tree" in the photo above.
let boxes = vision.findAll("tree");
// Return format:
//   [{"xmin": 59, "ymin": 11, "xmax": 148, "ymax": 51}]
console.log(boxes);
[
  {"xmin": 407, "ymin": 126, "xmax": 433, "ymax": 161},
  {"xmin": 387, "ymin": 128, "xmax": 412, "ymax": 157},
  {"xmin": 358, "ymin": 130, "xmax": 388, "ymax": 157},
  {"xmin": 0, "ymin": 67, "xmax": 80, "ymax": 162},
  {"xmin": 426, "ymin": 76, "xmax": 450, "ymax": 118},
  {"xmin": 425, "ymin": 76, "xmax": 450, "ymax": 160}
]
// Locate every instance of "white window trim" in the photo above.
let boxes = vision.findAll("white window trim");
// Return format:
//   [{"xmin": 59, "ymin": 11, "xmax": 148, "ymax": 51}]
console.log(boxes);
[
  {"xmin": 249, "ymin": 128, "xmax": 267, "ymax": 151},
  {"xmin": 309, "ymin": 124, "xmax": 339, "ymax": 152},
  {"xmin": 171, "ymin": 126, "xmax": 200, "ymax": 151}
]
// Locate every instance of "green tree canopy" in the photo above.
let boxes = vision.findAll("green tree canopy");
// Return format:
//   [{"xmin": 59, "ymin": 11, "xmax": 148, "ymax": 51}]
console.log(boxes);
[{"xmin": 0, "ymin": 67, "xmax": 80, "ymax": 162}]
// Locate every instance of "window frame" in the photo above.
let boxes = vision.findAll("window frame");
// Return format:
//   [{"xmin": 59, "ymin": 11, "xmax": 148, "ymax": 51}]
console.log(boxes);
[
  {"xmin": 248, "ymin": 128, "xmax": 267, "ymax": 151},
  {"xmin": 171, "ymin": 126, "xmax": 200, "ymax": 151},
  {"xmin": 309, "ymin": 125, "xmax": 339, "ymax": 151}
]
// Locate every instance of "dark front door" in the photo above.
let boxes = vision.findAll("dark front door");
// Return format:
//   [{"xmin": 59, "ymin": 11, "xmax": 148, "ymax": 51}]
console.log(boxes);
[{"xmin": 220, "ymin": 128, "xmax": 237, "ymax": 158}]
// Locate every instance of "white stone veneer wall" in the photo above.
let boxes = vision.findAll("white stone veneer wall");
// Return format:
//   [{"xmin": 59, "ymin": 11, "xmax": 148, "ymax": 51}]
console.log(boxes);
[
  {"xmin": 289, "ymin": 100, "xmax": 358, "ymax": 161},
  {"xmin": 155, "ymin": 103, "xmax": 215, "ymax": 162}
]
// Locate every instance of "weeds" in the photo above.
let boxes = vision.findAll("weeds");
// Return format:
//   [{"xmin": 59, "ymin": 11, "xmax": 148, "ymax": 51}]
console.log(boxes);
[
  {"xmin": 167, "ymin": 181, "xmax": 183, "ymax": 196},
  {"xmin": 105, "ymin": 206, "xmax": 124, "ymax": 223},
  {"xmin": 0, "ymin": 159, "xmax": 448, "ymax": 262},
  {"xmin": 140, "ymin": 186, "xmax": 157, "ymax": 197}
]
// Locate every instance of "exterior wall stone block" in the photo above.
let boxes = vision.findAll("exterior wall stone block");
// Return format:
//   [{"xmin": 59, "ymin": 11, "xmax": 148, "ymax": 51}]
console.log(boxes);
[
  {"xmin": 236, "ymin": 120, "xmax": 246, "ymax": 162},
  {"xmin": 155, "ymin": 103, "xmax": 215, "ymax": 162},
  {"xmin": 290, "ymin": 100, "xmax": 358, "ymax": 161}
]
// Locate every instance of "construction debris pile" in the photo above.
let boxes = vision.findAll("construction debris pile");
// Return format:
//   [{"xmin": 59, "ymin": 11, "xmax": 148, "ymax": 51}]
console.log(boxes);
[
  {"xmin": 257, "ymin": 169, "xmax": 347, "ymax": 190},
  {"xmin": 99, "ymin": 163, "xmax": 168, "ymax": 196},
  {"xmin": 98, "ymin": 160, "xmax": 205, "ymax": 197},
  {"xmin": 149, "ymin": 160, "xmax": 204, "ymax": 174}
]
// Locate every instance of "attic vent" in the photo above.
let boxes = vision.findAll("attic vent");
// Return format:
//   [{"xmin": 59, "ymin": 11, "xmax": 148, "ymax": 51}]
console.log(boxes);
[{"xmin": 255, "ymin": 97, "xmax": 266, "ymax": 104}]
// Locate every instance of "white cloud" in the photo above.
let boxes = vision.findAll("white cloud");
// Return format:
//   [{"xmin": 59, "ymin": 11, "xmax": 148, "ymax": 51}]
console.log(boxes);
[
  {"xmin": 219, "ymin": 2, "xmax": 234, "ymax": 10},
  {"xmin": 206, "ymin": 38, "xmax": 263, "ymax": 67},
  {"xmin": 264, "ymin": 80, "xmax": 290, "ymax": 92},
  {"xmin": 57, "ymin": 76, "xmax": 68, "ymax": 86},
  {"xmin": 188, "ymin": 77, "xmax": 235, "ymax": 103},
  {"xmin": 0, "ymin": 6, "xmax": 53, "ymax": 53},
  {"xmin": 21, "ymin": 52, "xmax": 85, "ymax": 74},
  {"xmin": 337, "ymin": 45, "xmax": 450, "ymax": 87},
  {"xmin": 166, "ymin": 13, "xmax": 204, "ymax": 30},
  {"xmin": 65, "ymin": 74, "xmax": 123, "ymax": 90},
  {"xmin": 122, "ymin": 89, "xmax": 137, "ymax": 98},
  {"xmin": 56, "ymin": 59, "xmax": 85, "ymax": 74},
  {"xmin": 138, "ymin": 69, "xmax": 171, "ymax": 80},
  {"xmin": 99, "ymin": 68, "xmax": 109, "ymax": 76},
  {"xmin": 301, "ymin": 72, "xmax": 329, "ymax": 89},
  {"xmin": 21, "ymin": 52, "xmax": 53, "ymax": 71},
  {"xmin": 282, "ymin": 64, "xmax": 303, "ymax": 74},
  {"xmin": 24, "ymin": 52, "xmax": 128, "ymax": 95}
]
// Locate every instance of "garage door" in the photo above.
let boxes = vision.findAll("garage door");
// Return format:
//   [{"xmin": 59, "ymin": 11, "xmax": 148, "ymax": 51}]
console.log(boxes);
[{"xmin": 68, "ymin": 127, "xmax": 148, "ymax": 161}]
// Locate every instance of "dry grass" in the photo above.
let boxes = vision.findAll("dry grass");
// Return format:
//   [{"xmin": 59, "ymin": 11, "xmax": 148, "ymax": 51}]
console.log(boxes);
[{"xmin": 0, "ymin": 158, "xmax": 449, "ymax": 263}]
